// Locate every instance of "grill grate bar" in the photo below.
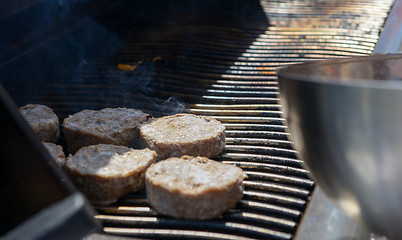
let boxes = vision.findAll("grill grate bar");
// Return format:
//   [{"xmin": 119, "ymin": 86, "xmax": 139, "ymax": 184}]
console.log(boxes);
[
  {"xmin": 243, "ymin": 191, "xmax": 306, "ymax": 209},
  {"xmin": 223, "ymin": 161, "xmax": 309, "ymax": 178},
  {"xmin": 213, "ymin": 116, "xmax": 285, "ymax": 124},
  {"xmin": 116, "ymin": 27, "xmax": 381, "ymax": 45},
  {"xmin": 116, "ymin": 46, "xmax": 373, "ymax": 58},
  {"xmin": 223, "ymin": 123, "xmax": 287, "ymax": 130},
  {"xmin": 238, "ymin": 200, "xmax": 301, "ymax": 218},
  {"xmin": 219, "ymin": 153, "xmax": 303, "ymax": 168},
  {"xmin": 225, "ymin": 138, "xmax": 292, "ymax": 148},
  {"xmin": 191, "ymin": 104, "xmax": 282, "ymax": 109},
  {"xmin": 102, "ymin": 228, "xmax": 254, "ymax": 240},
  {"xmin": 244, "ymin": 172, "xmax": 314, "ymax": 189},
  {"xmin": 103, "ymin": 227, "xmax": 291, "ymax": 240},
  {"xmin": 224, "ymin": 145, "xmax": 296, "ymax": 158},
  {"xmin": 96, "ymin": 199, "xmax": 302, "ymax": 220},
  {"xmin": 225, "ymin": 131, "xmax": 289, "ymax": 140},
  {"xmin": 96, "ymin": 206, "xmax": 153, "ymax": 215},
  {"xmin": 225, "ymin": 212, "xmax": 296, "ymax": 229},
  {"xmin": 244, "ymin": 181, "xmax": 311, "ymax": 198},
  {"xmin": 97, "ymin": 216, "xmax": 294, "ymax": 240},
  {"xmin": 203, "ymin": 108, "xmax": 283, "ymax": 116}
]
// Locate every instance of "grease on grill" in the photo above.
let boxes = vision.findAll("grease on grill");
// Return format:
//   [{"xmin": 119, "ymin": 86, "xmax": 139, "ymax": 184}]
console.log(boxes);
[{"xmin": 118, "ymin": 62, "xmax": 142, "ymax": 71}]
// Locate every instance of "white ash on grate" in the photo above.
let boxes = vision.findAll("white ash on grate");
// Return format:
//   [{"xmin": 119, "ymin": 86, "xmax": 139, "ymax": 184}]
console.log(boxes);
[
  {"xmin": 65, "ymin": 144, "xmax": 156, "ymax": 205},
  {"xmin": 63, "ymin": 108, "xmax": 148, "ymax": 153},
  {"xmin": 42, "ymin": 142, "xmax": 66, "ymax": 167},
  {"xmin": 19, "ymin": 104, "xmax": 60, "ymax": 143},
  {"xmin": 145, "ymin": 155, "xmax": 247, "ymax": 220},
  {"xmin": 139, "ymin": 114, "xmax": 225, "ymax": 161}
]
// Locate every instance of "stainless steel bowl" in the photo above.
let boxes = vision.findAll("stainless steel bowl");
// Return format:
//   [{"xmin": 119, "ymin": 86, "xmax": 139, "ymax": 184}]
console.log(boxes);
[{"xmin": 278, "ymin": 54, "xmax": 402, "ymax": 239}]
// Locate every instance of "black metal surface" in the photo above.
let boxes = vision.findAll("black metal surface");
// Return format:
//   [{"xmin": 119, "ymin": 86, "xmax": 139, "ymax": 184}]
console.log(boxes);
[
  {"xmin": 3, "ymin": 192, "xmax": 100, "ymax": 240},
  {"xmin": 0, "ymin": 84, "xmax": 75, "ymax": 234},
  {"xmin": 0, "ymin": 0, "xmax": 395, "ymax": 239}
]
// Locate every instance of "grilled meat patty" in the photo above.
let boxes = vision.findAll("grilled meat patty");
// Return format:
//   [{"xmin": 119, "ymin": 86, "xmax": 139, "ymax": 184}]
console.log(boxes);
[
  {"xmin": 65, "ymin": 144, "xmax": 156, "ymax": 205},
  {"xmin": 19, "ymin": 104, "xmax": 60, "ymax": 142},
  {"xmin": 139, "ymin": 114, "xmax": 225, "ymax": 161},
  {"xmin": 42, "ymin": 142, "xmax": 66, "ymax": 167},
  {"xmin": 63, "ymin": 108, "xmax": 148, "ymax": 153},
  {"xmin": 145, "ymin": 155, "xmax": 246, "ymax": 220}
]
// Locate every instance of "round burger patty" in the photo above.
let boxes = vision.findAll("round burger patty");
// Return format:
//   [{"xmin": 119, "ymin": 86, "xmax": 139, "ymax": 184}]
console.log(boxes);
[
  {"xmin": 63, "ymin": 107, "xmax": 148, "ymax": 153},
  {"xmin": 19, "ymin": 104, "xmax": 60, "ymax": 142},
  {"xmin": 139, "ymin": 114, "xmax": 225, "ymax": 161},
  {"xmin": 42, "ymin": 142, "xmax": 66, "ymax": 167},
  {"xmin": 65, "ymin": 144, "xmax": 156, "ymax": 205},
  {"xmin": 145, "ymin": 155, "xmax": 247, "ymax": 220}
]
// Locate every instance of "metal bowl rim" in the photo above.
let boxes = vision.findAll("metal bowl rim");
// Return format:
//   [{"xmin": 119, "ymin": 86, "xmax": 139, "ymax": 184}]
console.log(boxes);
[{"xmin": 277, "ymin": 53, "xmax": 402, "ymax": 90}]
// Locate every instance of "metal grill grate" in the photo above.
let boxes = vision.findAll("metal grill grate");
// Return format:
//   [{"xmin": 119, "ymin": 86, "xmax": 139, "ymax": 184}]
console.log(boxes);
[
  {"xmin": 1, "ymin": 0, "xmax": 395, "ymax": 239},
  {"xmin": 89, "ymin": 1, "xmax": 392, "ymax": 238}
]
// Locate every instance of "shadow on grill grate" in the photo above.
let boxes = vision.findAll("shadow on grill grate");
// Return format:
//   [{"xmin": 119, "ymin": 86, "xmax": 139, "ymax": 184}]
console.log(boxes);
[{"xmin": 0, "ymin": 0, "xmax": 395, "ymax": 239}]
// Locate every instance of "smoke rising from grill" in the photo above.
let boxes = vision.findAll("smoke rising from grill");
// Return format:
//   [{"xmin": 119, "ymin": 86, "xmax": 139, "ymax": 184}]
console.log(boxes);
[
  {"xmin": 0, "ymin": 0, "xmax": 191, "ymax": 118},
  {"xmin": 102, "ymin": 59, "xmax": 187, "ymax": 117}
]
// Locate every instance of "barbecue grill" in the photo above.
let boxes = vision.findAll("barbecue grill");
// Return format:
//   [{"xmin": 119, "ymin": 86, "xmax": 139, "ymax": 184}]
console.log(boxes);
[{"xmin": 0, "ymin": 0, "xmax": 398, "ymax": 239}]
